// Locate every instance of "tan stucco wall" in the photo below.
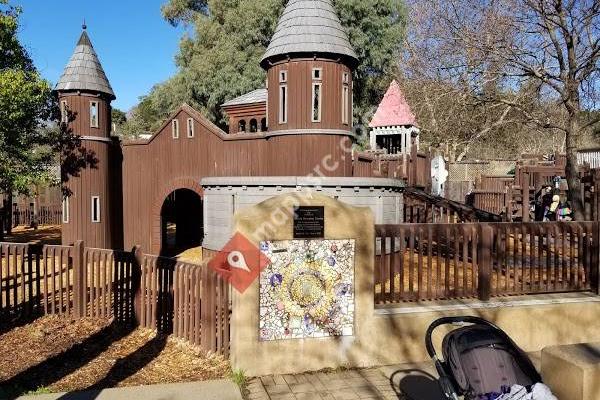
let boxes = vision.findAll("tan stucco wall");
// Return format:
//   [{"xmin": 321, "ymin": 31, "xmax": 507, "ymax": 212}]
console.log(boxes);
[
  {"xmin": 542, "ymin": 342, "xmax": 600, "ymax": 400},
  {"xmin": 366, "ymin": 302, "xmax": 600, "ymax": 369},
  {"xmin": 230, "ymin": 192, "xmax": 600, "ymax": 376}
]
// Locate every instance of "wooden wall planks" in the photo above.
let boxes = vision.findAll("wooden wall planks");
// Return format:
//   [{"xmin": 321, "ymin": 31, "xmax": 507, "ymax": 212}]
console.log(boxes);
[{"xmin": 121, "ymin": 105, "xmax": 354, "ymax": 253}]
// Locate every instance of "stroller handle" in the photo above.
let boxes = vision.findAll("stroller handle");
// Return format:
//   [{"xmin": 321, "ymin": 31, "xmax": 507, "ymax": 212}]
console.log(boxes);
[{"xmin": 425, "ymin": 316, "xmax": 502, "ymax": 359}]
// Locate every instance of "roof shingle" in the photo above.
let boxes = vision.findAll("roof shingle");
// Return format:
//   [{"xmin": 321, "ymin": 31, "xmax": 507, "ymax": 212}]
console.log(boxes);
[
  {"xmin": 54, "ymin": 30, "xmax": 115, "ymax": 100},
  {"xmin": 261, "ymin": 0, "xmax": 357, "ymax": 68},
  {"xmin": 221, "ymin": 88, "xmax": 267, "ymax": 107}
]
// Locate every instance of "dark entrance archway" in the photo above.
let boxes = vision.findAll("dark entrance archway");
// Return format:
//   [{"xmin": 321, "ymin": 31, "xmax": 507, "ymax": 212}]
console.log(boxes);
[{"xmin": 160, "ymin": 189, "xmax": 203, "ymax": 256}]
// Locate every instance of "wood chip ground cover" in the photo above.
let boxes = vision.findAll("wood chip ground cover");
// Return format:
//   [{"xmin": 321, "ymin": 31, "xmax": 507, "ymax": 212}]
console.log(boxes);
[
  {"xmin": 0, "ymin": 316, "xmax": 230, "ymax": 397},
  {"xmin": 2, "ymin": 226, "xmax": 61, "ymax": 245}
]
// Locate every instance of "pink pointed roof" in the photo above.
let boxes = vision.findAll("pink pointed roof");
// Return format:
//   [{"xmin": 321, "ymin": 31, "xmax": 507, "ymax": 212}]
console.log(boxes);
[{"xmin": 369, "ymin": 80, "xmax": 417, "ymax": 128}]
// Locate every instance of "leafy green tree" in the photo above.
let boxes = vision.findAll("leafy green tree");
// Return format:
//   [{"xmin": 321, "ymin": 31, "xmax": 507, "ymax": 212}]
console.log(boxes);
[
  {"xmin": 111, "ymin": 107, "xmax": 128, "ymax": 136},
  {"xmin": 123, "ymin": 0, "xmax": 406, "ymax": 135},
  {"xmin": 112, "ymin": 108, "xmax": 127, "ymax": 126},
  {"xmin": 161, "ymin": 0, "xmax": 208, "ymax": 25},
  {"xmin": 0, "ymin": 0, "xmax": 97, "ymax": 231},
  {"xmin": 0, "ymin": 1, "xmax": 52, "ymax": 231}
]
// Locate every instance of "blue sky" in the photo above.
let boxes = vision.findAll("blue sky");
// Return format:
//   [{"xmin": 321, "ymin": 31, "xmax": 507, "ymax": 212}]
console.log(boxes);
[{"xmin": 14, "ymin": 0, "xmax": 184, "ymax": 111}]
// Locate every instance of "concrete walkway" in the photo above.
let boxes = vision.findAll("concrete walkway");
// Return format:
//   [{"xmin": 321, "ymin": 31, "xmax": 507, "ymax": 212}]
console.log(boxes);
[
  {"xmin": 245, "ymin": 362, "xmax": 445, "ymax": 400},
  {"xmin": 16, "ymin": 380, "xmax": 243, "ymax": 400}
]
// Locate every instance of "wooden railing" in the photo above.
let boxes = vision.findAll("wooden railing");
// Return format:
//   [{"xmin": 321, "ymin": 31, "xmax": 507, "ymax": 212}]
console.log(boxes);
[
  {"xmin": 352, "ymin": 145, "xmax": 431, "ymax": 188},
  {"xmin": 375, "ymin": 222, "xmax": 599, "ymax": 306},
  {"xmin": 478, "ymin": 176, "xmax": 514, "ymax": 191},
  {"xmin": 404, "ymin": 188, "xmax": 503, "ymax": 223},
  {"xmin": 487, "ymin": 222, "xmax": 597, "ymax": 297},
  {"xmin": 0, "ymin": 241, "xmax": 230, "ymax": 355},
  {"xmin": 471, "ymin": 190, "xmax": 511, "ymax": 216}
]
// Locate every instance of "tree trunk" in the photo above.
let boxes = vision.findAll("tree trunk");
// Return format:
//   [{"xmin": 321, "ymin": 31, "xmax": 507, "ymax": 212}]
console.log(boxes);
[{"xmin": 565, "ymin": 115, "xmax": 585, "ymax": 220}]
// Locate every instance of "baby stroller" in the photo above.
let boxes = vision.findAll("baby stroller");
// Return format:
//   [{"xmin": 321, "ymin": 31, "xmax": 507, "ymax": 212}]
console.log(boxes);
[{"xmin": 425, "ymin": 316, "xmax": 542, "ymax": 400}]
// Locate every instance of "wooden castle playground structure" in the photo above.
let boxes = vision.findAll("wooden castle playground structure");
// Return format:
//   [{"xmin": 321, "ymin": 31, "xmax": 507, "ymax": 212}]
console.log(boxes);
[
  {"xmin": 2, "ymin": 200, "xmax": 600, "ymax": 370},
  {"xmin": 2, "ymin": 0, "xmax": 600, "ymax": 376}
]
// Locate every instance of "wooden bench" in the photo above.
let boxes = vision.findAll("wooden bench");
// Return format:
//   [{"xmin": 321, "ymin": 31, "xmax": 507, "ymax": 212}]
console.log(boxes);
[{"xmin": 542, "ymin": 342, "xmax": 600, "ymax": 400}]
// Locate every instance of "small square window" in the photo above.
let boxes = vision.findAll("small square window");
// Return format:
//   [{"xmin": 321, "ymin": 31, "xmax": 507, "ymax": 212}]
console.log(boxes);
[
  {"xmin": 280, "ymin": 70, "xmax": 288, "ymax": 83},
  {"xmin": 172, "ymin": 119, "xmax": 179, "ymax": 139},
  {"xmin": 343, "ymin": 72, "xmax": 349, "ymax": 83},
  {"xmin": 187, "ymin": 118, "xmax": 194, "ymax": 138},
  {"xmin": 90, "ymin": 101, "xmax": 99, "ymax": 128},
  {"xmin": 91, "ymin": 196, "xmax": 100, "ymax": 223},
  {"xmin": 312, "ymin": 68, "xmax": 322, "ymax": 80}
]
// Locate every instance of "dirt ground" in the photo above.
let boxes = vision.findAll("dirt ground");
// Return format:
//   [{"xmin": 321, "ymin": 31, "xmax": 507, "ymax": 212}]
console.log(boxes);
[
  {"xmin": 0, "ymin": 316, "xmax": 230, "ymax": 398},
  {"xmin": 176, "ymin": 246, "xmax": 204, "ymax": 263},
  {"xmin": 1, "ymin": 225, "xmax": 61, "ymax": 245}
]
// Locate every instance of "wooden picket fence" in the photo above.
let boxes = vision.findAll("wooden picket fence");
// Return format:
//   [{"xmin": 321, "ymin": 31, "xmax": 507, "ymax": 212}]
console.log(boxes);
[
  {"xmin": 0, "ymin": 241, "xmax": 230, "ymax": 355},
  {"xmin": 375, "ymin": 221, "xmax": 599, "ymax": 306},
  {"xmin": 0, "ymin": 243, "xmax": 42, "ymax": 318},
  {"xmin": 12, "ymin": 205, "xmax": 62, "ymax": 227},
  {"xmin": 173, "ymin": 261, "xmax": 230, "ymax": 354}
]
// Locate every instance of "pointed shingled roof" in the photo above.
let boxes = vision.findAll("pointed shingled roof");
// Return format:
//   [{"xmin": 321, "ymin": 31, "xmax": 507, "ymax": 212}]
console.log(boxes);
[
  {"xmin": 55, "ymin": 28, "xmax": 115, "ymax": 100},
  {"xmin": 369, "ymin": 80, "xmax": 417, "ymax": 128},
  {"xmin": 261, "ymin": 0, "xmax": 358, "ymax": 69}
]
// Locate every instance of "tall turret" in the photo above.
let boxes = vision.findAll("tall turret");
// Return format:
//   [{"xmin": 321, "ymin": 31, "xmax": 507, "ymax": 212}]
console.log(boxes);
[
  {"xmin": 261, "ymin": 0, "xmax": 358, "ymax": 175},
  {"xmin": 55, "ymin": 25, "xmax": 120, "ymax": 248}
]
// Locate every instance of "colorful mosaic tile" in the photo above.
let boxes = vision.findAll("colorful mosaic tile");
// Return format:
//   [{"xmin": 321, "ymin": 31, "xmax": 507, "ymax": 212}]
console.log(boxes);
[{"xmin": 259, "ymin": 239, "xmax": 355, "ymax": 341}]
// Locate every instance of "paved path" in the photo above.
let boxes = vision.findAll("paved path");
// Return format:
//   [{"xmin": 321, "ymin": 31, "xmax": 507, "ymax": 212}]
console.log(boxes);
[
  {"xmin": 246, "ymin": 362, "xmax": 445, "ymax": 400},
  {"xmin": 15, "ymin": 379, "xmax": 243, "ymax": 400}
]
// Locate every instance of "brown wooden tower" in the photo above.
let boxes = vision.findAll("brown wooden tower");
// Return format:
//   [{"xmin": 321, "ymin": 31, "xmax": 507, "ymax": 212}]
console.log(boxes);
[
  {"xmin": 55, "ymin": 25, "xmax": 120, "ymax": 248},
  {"xmin": 260, "ymin": 0, "xmax": 358, "ymax": 175}
]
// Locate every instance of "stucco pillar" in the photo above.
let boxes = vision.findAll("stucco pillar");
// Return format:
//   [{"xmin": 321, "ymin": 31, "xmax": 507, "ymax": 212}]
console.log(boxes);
[{"xmin": 229, "ymin": 192, "xmax": 374, "ymax": 376}]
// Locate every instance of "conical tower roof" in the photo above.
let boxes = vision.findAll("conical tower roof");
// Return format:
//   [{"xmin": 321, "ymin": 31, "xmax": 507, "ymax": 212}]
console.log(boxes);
[
  {"xmin": 369, "ymin": 80, "xmax": 417, "ymax": 128},
  {"xmin": 55, "ymin": 27, "xmax": 115, "ymax": 100},
  {"xmin": 261, "ymin": 0, "xmax": 358, "ymax": 69}
]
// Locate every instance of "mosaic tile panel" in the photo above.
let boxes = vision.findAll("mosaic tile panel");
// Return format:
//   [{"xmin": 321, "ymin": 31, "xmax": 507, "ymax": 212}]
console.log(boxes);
[{"xmin": 259, "ymin": 239, "xmax": 355, "ymax": 341}]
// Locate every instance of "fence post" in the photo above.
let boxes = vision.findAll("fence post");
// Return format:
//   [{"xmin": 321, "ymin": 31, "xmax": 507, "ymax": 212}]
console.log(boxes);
[
  {"xmin": 132, "ymin": 245, "xmax": 143, "ymax": 326},
  {"xmin": 478, "ymin": 225, "xmax": 493, "ymax": 301},
  {"xmin": 0, "ymin": 208, "xmax": 4, "ymax": 241},
  {"xmin": 522, "ymin": 172, "xmax": 530, "ymax": 222},
  {"xmin": 594, "ymin": 171, "xmax": 600, "ymax": 222},
  {"xmin": 507, "ymin": 184, "xmax": 514, "ymax": 222},
  {"xmin": 72, "ymin": 240, "xmax": 85, "ymax": 318},
  {"xmin": 594, "ymin": 223, "xmax": 600, "ymax": 295}
]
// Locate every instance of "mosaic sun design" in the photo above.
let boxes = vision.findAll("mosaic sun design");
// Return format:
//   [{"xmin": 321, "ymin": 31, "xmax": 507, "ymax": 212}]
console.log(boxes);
[{"xmin": 259, "ymin": 239, "xmax": 355, "ymax": 341}]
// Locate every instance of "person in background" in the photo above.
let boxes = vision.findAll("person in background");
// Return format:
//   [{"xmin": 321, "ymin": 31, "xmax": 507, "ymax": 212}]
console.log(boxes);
[
  {"xmin": 535, "ymin": 186, "xmax": 553, "ymax": 221},
  {"xmin": 544, "ymin": 194, "xmax": 560, "ymax": 221},
  {"xmin": 557, "ymin": 199, "xmax": 573, "ymax": 221}
]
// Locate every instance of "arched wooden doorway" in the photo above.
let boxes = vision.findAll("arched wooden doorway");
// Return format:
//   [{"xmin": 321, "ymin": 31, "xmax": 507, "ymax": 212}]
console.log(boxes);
[{"xmin": 160, "ymin": 188, "xmax": 203, "ymax": 256}]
